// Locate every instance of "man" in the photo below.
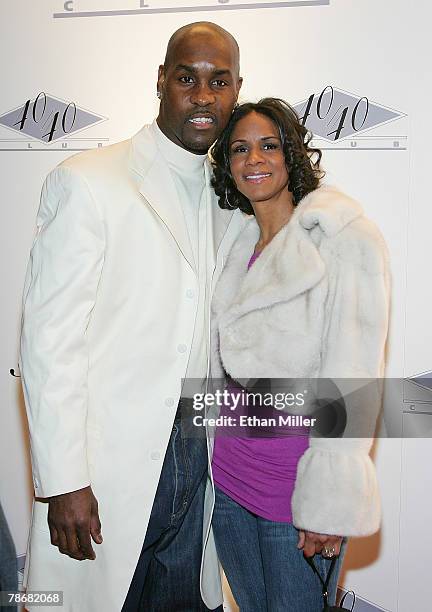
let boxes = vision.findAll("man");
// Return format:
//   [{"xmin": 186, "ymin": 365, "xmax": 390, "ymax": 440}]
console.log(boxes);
[
  {"xmin": 20, "ymin": 22, "xmax": 243, "ymax": 611},
  {"xmin": 0, "ymin": 501, "xmax": 18, "ymax": 612}
]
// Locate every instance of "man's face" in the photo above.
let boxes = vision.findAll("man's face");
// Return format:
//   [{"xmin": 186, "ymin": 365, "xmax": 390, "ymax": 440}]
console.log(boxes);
[{"xmin": 157, "ymin": 32, "xmax": 242, "ymax": 154}]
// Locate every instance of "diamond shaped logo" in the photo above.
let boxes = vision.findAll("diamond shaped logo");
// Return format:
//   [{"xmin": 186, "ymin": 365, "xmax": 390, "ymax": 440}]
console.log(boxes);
[
  {"xmin": 293, "ymin": 86, "xmax": 405, "ymax": 141},
  {"xmin": 0, "ymin": 93, "xmax": 106, "ymax": 144},
  {"xmin": 409, "ymin": 371, "xmax": 432, "ymax": 393}
]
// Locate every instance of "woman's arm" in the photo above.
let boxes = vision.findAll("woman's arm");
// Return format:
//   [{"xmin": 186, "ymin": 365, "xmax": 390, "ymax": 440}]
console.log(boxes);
[{"xmin": 291, "ymin": 218, "xmax": 390, "ymax": 537}]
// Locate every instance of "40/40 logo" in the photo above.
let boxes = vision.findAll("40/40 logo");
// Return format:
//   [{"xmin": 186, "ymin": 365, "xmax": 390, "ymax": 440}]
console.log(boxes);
[
  {"xmin": 293, "ymin": 86, "xmax": 404, "ymax": 142},
  {"xmin": 0, "ymin": 93, "xmax": 106, "ymax": 144},
  {"xmin": 16, "ymin": 93, "xmax": 76, "ymax": 142}
]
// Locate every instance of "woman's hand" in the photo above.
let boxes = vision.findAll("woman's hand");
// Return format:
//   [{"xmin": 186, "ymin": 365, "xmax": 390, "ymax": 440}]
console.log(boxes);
[{"xmin": 297, "ymin": 530, "xmax": 343, "ymax": 558}]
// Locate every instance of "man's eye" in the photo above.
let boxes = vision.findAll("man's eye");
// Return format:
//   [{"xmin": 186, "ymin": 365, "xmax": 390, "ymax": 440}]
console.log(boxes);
[
  {"xmin": 179, "ymin": 76, "xmax": 194, "ymax": 84},
  {"xmin": 213, "ymin": 80, "xmax": 228, "ymax": 87}
]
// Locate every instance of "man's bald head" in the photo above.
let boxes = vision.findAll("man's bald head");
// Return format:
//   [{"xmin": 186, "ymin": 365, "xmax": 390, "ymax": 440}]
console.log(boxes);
[
  {"xmin": 157, "ymin": 21, "xmax": 242, "ymax": 154},
  {"xmin": 164, "ymin": 22, "xmax": 240, "ymax": 76}
]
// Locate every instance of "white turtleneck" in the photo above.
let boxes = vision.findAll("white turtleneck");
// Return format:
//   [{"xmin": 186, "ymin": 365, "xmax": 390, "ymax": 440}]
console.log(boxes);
[{"xmin": 151, "ymin": 120, "xmax": 213, "ymax": 387}]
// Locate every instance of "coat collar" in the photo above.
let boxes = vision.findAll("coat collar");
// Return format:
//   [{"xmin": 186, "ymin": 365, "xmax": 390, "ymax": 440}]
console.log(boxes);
[
  {"xmin": 214, "ymin": 185, "xmax": 363, "ymax": 322},
  {"xmin": 297, "ymin": 184, "xmax": 363, "ymax": 237},
  {"xmin": 130, "ymin": 124, "xmax": 236, "ymax": 266}
]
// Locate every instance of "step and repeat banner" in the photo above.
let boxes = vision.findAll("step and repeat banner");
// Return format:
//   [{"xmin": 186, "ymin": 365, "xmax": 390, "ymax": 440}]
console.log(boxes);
[{"xmin": 1, "ymin": 1, "xmax": 430, "ymax": 610}]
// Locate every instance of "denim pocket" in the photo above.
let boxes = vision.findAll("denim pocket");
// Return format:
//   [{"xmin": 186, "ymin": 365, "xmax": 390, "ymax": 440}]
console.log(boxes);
[{"xmin": 170, "ymin": 424, "xmax": 192, "ymax": 521}]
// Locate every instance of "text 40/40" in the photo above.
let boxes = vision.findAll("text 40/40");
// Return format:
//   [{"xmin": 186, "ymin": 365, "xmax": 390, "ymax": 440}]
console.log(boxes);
[
  {"xmin": 299, "ymin": 86, "xmax": 369, "ymax": 141},
  {"xmin": 14, "ymin": 92, "xmax": 77, "ymax": 142}
]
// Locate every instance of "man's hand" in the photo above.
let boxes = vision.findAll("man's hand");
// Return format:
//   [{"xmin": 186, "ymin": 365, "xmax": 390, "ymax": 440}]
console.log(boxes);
[
  {"xmin": 47, "ymin": 485, "xmax": 102, "ymax": 560},
  {"xmin": 297, "ymin": 530, "xmax": 343, "ymax": 558}
]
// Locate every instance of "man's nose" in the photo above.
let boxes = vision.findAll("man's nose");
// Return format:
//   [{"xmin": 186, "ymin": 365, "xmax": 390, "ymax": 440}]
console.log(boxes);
[{"xmin": 190, "ymin": 83, "xmax": 216, "ymax": 106}]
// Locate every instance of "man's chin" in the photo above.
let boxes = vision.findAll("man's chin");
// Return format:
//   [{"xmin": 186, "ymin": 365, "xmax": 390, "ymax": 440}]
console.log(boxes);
[{"xmin": 181, "ymin": 128, "xmax": 218, "ymax": 154}]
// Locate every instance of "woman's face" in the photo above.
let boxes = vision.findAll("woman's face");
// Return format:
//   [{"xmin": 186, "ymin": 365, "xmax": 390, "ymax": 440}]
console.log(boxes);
[{"xmin": 229, "ymin": 111, "xmax": 289, "ymax": 206}]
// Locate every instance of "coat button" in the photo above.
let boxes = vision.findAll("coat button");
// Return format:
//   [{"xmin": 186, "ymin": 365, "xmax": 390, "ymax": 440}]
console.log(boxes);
[
  {"xmin": 165, "ymin": 397, "xmax": 174, "ymax": 407},
  {"xmin": 177, "ymin": 344, "xmax": 187, "ymax": 353},
  {"xmin": 186, "ymin": 289, "xmax": 194, "ymax": 299},
  {"xmin": 150, "ymin": 451, "xmax": 161, "ymax": 461}
]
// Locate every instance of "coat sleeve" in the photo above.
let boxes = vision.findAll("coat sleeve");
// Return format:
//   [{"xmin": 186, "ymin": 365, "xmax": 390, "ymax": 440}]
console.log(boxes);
[
  {"xmin": 19, "ymin": 165, "xmax": 105, "ymax": 499},
  {"xmin": 291, "ymin": 219, "xmax": 390, "ymax": 536}
]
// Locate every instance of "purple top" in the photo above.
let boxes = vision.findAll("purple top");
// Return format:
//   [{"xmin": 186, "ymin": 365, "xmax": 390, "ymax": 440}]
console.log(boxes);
[{"xmin": 212, "ymin": 250, "xmax": 310, "ymax": 523}]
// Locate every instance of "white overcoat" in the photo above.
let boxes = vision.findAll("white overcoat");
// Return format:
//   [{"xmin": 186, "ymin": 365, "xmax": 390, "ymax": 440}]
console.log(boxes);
[
  {"xmin": 19, "ymin": 124, "xmax": 245, "ymax": 612},
  {"xmin": 210, "ymin": 185, "xmax": 390, "ymax": 537}
]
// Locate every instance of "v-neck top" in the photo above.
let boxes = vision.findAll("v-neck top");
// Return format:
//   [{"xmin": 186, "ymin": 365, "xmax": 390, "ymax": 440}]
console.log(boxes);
[{"xmin": 212, "ymin": 250, "xmax": 310, "ymax": 523}]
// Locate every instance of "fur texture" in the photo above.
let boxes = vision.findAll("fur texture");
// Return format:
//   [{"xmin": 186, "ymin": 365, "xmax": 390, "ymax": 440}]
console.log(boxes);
[{"xmin": 211, "ymin": 185, "xmax": 390, "ymax": 536}]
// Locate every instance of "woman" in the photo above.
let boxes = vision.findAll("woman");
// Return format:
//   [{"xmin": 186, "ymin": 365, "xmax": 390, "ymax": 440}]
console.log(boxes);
[{"xmin": 209, "ymin": 98, "xmax": 390, "ymax": 611}]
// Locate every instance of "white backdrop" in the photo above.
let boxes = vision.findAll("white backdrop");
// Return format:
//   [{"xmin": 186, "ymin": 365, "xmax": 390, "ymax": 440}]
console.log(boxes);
[{"xmin": 1, "ymin": 1, "xmax": 431, "ymax": 610}]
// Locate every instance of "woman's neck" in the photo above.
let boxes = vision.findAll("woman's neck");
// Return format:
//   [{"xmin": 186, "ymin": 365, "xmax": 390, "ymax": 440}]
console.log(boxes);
[{"xmin": 252, "ymin": 192, "xmax": 295, "ymax": 253}]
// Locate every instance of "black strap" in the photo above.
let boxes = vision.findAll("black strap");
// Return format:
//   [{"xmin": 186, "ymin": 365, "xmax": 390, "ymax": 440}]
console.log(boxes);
[
  {"xmin": 305, "ymin": 555, "xmax": 337, "ymax": 609},
  {"xmin": 340, "ymin": 590, "xmax": 356, "ymax": 611}
]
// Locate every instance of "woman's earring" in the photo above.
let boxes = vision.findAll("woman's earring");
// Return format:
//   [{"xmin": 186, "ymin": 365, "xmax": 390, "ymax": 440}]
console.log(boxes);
[
  {"xmin": 156, "ymin": 91, "xmax": 162, "ymax": 99},
  {"xmin": 225, "ymin": 187, "xmax": 236, "ymax": 209}
]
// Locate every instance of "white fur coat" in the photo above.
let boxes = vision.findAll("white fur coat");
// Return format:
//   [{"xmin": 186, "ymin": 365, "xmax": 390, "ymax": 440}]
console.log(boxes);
[{"xmin": 210, "ymin": 185, "xmax": 390, "ymax": 536}]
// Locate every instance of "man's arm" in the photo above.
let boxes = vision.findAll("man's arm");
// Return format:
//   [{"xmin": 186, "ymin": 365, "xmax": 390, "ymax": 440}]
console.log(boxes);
[
  {"xmin": 47, "ymin": 485, "xmax": 102, "ymax": 561},
  {"xmin": 19, "ymin": 165, "xmax": 105, "ymax": 558}
]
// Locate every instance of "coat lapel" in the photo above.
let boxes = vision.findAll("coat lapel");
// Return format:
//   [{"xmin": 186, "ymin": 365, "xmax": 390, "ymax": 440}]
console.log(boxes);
[
  {"xmin": 216, "ymin": 216, "xmax": 325, "ymax": 326},
  {"xmin": 215, "ymin": 185, "xmax": 363, "ymax": 325},
  {"xmin": 130, "ymin": 125, "xmax": 195, "ymax": 270},
  {"xmin": 237, "ymin": 219, "xmax": 325, "ymax": 315},
  {"xmin": 204, "ymin": 161, "xmax": 239, "ymax": 261}
]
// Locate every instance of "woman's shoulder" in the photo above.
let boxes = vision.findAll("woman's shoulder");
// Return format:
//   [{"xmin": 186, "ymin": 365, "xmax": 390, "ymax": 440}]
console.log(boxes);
[
  {"xmin": 338, "ymin": 217, "xmax": 388, "ymax": 275},
  {"xmin": 324, "ymin": 194, "xmax": 388, "ymax": 275},
  {"xmin": 298, "ymin": 185, "xmax": 389, "ymax": 274},
  {"xmin": 298, "ymin": 184, "xmax": 362, "ymax": 236}
]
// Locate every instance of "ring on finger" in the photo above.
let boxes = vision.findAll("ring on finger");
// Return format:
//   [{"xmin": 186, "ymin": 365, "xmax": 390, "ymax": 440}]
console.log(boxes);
[{"xmin": 322, "ymin": 546, "xmax": 336, "ymax": 558}]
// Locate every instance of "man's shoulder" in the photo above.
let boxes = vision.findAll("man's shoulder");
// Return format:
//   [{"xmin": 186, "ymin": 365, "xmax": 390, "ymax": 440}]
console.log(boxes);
[
  {"xmin": 39, "ymin": 138, "xmax": 136, "ymax": 210},
  {"xmin": 51, "ymin": 123, "xmax": 157, "ymax": 185},
  {"xmin": 58, "ymin": 137, "xmax": 132, "ymax": 179}
]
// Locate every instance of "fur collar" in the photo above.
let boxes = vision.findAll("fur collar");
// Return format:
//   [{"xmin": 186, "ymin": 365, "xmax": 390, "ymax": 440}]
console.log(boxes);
[
  {"xmin": 213, "ymin": 185, "xmax": 363, "ymax": 322},
  {"xmin": 298, "ymin": 184, "xmax": 362, "ymax": 236}
]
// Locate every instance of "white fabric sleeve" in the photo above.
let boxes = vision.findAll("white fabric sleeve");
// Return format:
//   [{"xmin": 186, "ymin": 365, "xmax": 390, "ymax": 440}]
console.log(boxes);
[{"xmin": 19, "ymin": 165, "xmax": 105, "ymax": 498}]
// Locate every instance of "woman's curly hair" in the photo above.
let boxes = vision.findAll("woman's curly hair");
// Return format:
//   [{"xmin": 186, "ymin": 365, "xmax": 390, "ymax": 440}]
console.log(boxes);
[{"xmin": 211, "ymin": 98, "xmax": 324, "ymax": 215}]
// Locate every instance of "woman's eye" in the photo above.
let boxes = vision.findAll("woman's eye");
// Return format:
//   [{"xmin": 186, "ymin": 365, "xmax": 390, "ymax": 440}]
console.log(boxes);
[
  {"xmin": 231, "ymin": 146, "xmax": 247, "ymax": 154},
  {"xmin": 263, "ymin": 143, "xmax": 279, "ymax": 150}
]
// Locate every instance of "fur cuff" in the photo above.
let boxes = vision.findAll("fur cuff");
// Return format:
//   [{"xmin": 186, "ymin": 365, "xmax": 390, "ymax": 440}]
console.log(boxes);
[{"xmin": 291, "ymin": 447, "xmax": 381, "ymax": 536}]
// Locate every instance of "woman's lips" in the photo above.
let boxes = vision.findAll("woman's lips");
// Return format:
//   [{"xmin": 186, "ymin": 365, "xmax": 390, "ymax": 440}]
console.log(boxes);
[{"xmin": 244, "ymin": 173, "xmax": 272, "ymax": 184}]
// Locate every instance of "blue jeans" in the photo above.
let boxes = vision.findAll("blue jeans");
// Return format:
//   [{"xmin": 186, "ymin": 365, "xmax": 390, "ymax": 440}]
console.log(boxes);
[
  {"xmin": 122, "ymin": 404, "xmax": 222, "ymax": 612},
  {"xmin": 212, "ymin": 487, "xmax": 346, "ymax": 612}
]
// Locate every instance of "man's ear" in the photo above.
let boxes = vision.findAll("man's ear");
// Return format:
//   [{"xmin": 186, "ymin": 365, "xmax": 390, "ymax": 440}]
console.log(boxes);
[
  {"xmin": 157, "ymin": 64, "xmax": 165, "ymax": 96},
  {"xmin": 236, "ymin": 76, "xmax": 243, "ymax": 98}
]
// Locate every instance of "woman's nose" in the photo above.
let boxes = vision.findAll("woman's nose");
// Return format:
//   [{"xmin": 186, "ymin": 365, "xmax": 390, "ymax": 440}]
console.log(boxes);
[{"xmin": 246, "ymin": 148, "xmax": 265, "ymax": 165}]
